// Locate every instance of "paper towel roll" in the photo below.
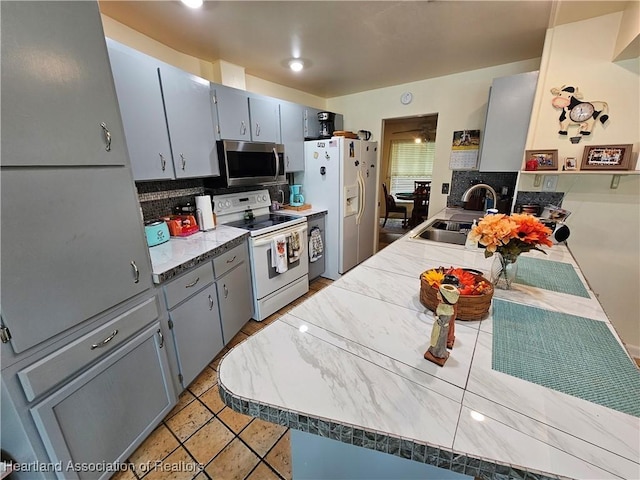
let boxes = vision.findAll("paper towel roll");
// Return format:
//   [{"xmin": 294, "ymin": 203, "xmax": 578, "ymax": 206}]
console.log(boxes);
[{"xmin": 195, "ymin": 195, "xmax": 216, "ymax": 231}]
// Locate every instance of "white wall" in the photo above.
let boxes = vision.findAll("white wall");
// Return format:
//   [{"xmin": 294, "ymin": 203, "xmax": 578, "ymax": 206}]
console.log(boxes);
[
  {"xmin": 523, "ymin": 12, "xmax": 640, "ymax": 353},
  {"xmin": 326, "ymin": 59, "xmax": 541, "ymax": 217}
]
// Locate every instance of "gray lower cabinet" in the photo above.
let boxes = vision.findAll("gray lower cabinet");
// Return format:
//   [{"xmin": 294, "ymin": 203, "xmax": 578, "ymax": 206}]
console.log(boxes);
[
  {"xmin": 30, "ymin": 323, "xmax": 174, "ymax": 480},
  {"xmin": 168, "ymin": 284, "xmax": 224, "ymax": 389},
  {"xmin": 216, "ymin": 261, "xmax": 253, "ymax": 344},
  {"xmin": 280, "ymin": 101, "xmax": 305, "ymax": 172},
  {"xmin": 0, "ymin": 1, "xmax": 127, "ymax": 167}
]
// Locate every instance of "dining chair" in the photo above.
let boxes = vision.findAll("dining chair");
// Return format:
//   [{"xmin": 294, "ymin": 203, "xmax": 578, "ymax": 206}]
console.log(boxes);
[
  {"xmin": 382, "ymin": 183, "xmax": 407, "ymax": 228},
  {"xmin": 412, "ymin": 181, "xmax": 431, "ymax": 225}
]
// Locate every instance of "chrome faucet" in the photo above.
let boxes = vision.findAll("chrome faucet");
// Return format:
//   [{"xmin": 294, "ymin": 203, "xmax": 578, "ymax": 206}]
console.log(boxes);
[{"xmin": 461, "ymin": 183, "xmax": 498, "ymax": 208}]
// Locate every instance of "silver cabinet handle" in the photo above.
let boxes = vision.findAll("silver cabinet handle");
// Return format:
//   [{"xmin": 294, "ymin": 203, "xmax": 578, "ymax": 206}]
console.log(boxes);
[
  {"xmin": 131, "ymin": 261, "xmax": 140, "ymax": 283},
  {"xmin": 208, "ymin": 294, "xmax": 214, "ymax": 310},
  {"xmin": 240, "ymin": 121, "xmax": 246, "ymax": 136},
  {"xmin": 223, "ymin": 284, "xmax": 229, "ymax": 299},
  {"xmin": 157, "ymin": 328, "xmax": 164, "ymax": 348},
  {"xmin": 255, "ymin": 123, "xmax": 261, "ymax": 136},
  {"xmin": 185, "ymin": 277, "xmax": 199, "ymax": 288},
  {"xmin": 160, "ymin": 153, "xmax": 166, "ymax": 171},
  {"xmin": 180, "ymin": 153, "xmax": 186, "ymax": 170},
  {"xmin": 286, "ymin": 155, "xmax": 290, "ymax": 167},
  {"xmin": 91, "ymin": 329, "xmax": 118, "ymax": 350},
  {"xmin": 226, "ymin": 255, "xmax": 236, "ymax": 264},
  {"xmin": 100, "ymin": 122, "xmax": 112, "ymax": 151}
]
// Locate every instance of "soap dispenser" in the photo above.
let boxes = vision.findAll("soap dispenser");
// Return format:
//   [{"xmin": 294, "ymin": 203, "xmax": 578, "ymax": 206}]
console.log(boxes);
[{"xmin": 465, "ymin": 220, "xmax": 478, "ymax": 250}]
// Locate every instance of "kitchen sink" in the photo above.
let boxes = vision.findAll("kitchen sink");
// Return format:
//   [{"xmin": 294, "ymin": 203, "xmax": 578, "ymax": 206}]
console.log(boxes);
[{"xmin": 412, "ymin": 218, "xmax": 476, "ymax": 245}]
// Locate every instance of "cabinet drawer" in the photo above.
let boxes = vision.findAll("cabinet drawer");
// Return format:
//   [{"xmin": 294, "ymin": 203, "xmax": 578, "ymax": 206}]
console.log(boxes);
[
  {"xmin": 164, "ymin": 261, "xmax": 214, "ymax": 310},
  {"xmin": 18, "ymin": 297, "xmax": 159, "ymax": 402},
  {"xmin": 213, "ymin": 242, "xmax": 248, "ymax": 279}
]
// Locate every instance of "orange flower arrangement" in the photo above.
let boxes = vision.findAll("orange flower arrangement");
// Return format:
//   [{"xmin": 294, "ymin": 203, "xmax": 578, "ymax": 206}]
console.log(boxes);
[
  {"xmin": 422, "ymin": 267, "xmax": 491, "ymax": 296},
  {"xmin": 468, "ymin": 213, "xmax": 553, "ymax": 262}
]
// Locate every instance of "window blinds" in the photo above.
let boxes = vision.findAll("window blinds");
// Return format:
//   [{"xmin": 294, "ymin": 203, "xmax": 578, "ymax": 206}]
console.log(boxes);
[{"xmin": 389, "ymin": 140, "xmax": 435, "ymax": 195}]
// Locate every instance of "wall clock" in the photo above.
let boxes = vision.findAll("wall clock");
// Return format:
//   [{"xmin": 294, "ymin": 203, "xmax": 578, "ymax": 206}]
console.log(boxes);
[
  {"xmin": 550, "ymin": 85, "xmax": 609, "ymax": 143},
  {"xmin": 400, "ymin": 92, "xmax": 413, "ymax": 105}
]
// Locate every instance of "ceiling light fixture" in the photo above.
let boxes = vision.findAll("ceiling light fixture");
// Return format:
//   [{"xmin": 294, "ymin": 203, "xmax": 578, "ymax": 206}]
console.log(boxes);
[
  {"xmin": 181, "ymin": 0, "xmax": 203, "ymax": 8},
  {"xmin": 288, "ymin": 59, "xmax": 304, "ymax": 72}
]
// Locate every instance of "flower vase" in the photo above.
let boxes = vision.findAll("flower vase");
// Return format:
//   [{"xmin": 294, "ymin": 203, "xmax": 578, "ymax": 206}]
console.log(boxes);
[{"xmin": 490, "ymin": 253, "xmax": 518, "ymax": 290}]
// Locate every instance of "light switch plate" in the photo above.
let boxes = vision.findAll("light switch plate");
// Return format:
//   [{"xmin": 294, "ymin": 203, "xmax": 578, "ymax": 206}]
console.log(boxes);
[{"xmin": 542, "ymin": 175, "xmax": 558, "ymax": 192}]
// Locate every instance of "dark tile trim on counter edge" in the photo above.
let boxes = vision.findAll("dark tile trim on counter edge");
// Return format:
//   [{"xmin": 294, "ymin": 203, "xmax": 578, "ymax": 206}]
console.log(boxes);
[
  {"xmin": 217, "ymin": 377, "xmax": 564, "ymax": 480},
  {"xmin": 153, "ymin": 233, "xmax": 250, "ymax": 284}
]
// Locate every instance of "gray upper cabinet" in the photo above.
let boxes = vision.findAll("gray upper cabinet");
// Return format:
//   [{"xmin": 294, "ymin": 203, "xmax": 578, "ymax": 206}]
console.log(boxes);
[
  {"xmin": 304, "ymin": 107, "xmax": 322, "ymax": 140},
  {"xmin": 478, "ymin": 71, "xmax": 539, "ymax": 172},
  {"xmin": 1, "ymin": 167, "xmax": 152, "ymax": 354},
  {"xmin": 214, "ymin": 85, "xmax": 280, "ymax": 143},
  {"xmin": 106, "ymin": 39, "xmax": 174, "ymax": 181},
  {"xmin": 1, "ymin": 2, "xmax": 127, "ymax": 167},
  {"xmin": 213, "ymin": 85, "xmax": 252, "ymax": 141},
  {"xmin": 107, "ymin": 40, "xmax": 219, "ymax": 180},
  {"xmin": 161, "ymin": 63, "xmax": 220, "ymax": 178},
  {"xmin": 280, "ymin": 102, "xmax": 305, "ymax": 172},
  {"xmin": 248, "ymin": 96, "xmax": 280, "ymax": 143}
]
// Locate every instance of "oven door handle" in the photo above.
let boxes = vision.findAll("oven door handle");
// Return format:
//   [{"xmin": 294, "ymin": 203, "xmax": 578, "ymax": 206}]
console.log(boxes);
[
  {"xmin": 252, "ymin": 223, "xmax": 308, "ymax": 247},
  {"xmin": 273, "ymin": 147, "xmax": 280, "ymax": 181}
]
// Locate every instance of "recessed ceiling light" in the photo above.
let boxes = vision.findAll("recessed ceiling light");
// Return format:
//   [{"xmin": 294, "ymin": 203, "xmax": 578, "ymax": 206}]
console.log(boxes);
[
  {"xmin": 181, "ymin": 0, "xmax": 203, "ymax": 8},
  {"xmin": 288, "ymin": 59, "xmax": 304, "ymax": 72}
]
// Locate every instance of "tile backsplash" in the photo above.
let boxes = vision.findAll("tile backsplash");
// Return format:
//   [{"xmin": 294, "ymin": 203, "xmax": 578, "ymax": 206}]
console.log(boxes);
[
  {"xmin": 136, "ymin": 178, "xmax": 290, "ymax": 221},
  {"xmin": 447, "ymin": 171, "xmax": 518, "ymax": 210}
]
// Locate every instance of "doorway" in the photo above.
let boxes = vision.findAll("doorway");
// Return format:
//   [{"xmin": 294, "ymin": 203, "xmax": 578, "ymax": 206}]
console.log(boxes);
[{"xmin": 378, "ymin": 114, "xmax": 438, "ymax": 250}]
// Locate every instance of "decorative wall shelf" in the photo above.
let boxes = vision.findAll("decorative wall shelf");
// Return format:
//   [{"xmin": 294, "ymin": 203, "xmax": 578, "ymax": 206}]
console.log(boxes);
[{"xmin": 520, "ymin": 170, "xmax": 640, "ymax": 175}]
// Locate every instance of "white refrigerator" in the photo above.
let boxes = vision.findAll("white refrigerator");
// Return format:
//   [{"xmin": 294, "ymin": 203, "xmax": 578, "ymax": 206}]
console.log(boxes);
[{"xmin": 298, "ymin": 137, "xmax": 378, "ymax": 280}]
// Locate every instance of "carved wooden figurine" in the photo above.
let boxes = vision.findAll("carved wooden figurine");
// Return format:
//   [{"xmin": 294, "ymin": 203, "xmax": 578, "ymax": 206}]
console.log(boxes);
[{"xmin": 424, "ymin": 284, "xmax": 460, "ymax": 367}]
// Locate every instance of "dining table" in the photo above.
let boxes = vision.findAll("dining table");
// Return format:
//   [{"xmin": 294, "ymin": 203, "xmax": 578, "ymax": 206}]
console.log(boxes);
[{"xmin": 396, "ymin": 188, "xmax": 430, "ymax": 227}]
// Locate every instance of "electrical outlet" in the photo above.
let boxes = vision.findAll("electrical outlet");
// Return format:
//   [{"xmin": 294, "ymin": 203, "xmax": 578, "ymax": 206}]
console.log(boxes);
[
  {"xmin": 542, "ymin": 175, "xmax": 558, "ymax": 192},
  {"xmin": 441, "ymin": 183, "xmax": 449, "ymax": 194}
]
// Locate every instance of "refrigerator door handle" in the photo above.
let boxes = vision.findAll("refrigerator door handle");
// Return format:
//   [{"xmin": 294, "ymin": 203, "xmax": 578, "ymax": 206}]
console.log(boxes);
[{"xmin": 356, "ymin": 170, "xmax": 365, "ymax": 225}]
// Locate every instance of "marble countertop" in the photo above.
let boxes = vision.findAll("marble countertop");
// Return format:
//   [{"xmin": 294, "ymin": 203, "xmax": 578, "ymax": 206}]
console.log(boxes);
[
  {"xmin": 147, "ymin": 226, "xmax": 249, "ymax": 284},
  {"xmin": 218, "ymin": 208, "xmax": 640, "ymax": 479}
]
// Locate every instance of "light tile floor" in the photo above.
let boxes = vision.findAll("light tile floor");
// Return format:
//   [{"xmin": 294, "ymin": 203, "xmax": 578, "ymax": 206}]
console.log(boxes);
[{"xmin": 113, "ymin": 277, "xmax": 334, "ymax": 480}]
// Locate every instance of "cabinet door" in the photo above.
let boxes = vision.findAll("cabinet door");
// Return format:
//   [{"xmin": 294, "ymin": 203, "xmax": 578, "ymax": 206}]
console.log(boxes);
[
  {"xmin": 249, "ymin": 97, "xmax": 279, "ymax": 143},
  {"xmin": 1, "ymin": 167, "xmax": 152, "ymax": 354},
  {"xmin": 169, "ymin": 284, "xmax": 224, "ymax": 388},
  {"xmin": 479, "ymin": 71, "xmax": 539, "ymax": 172},
  {"xmin": 280, "ymin": 102, "xmax": 305, "ymax": 172},
  {"xmin": 160, "ymin": 65, "xmax": 220, "ymax": 178},
  {"xmin": 217, "ymin": 262, "xmax": 253, "ymax": 344},
  {"xmin": 31, "ymin": 324, "xmax": 175, "ymax": 480},
  {"xmin": 107, "ymin": 39, "xmax": 175, "ymax": 181},
  {"xmin": 1, "ymin": 2, "xmax": 127, "ymax": 167},
  {"xmin": 214, "ymin": 85, "xmax": 251, "ymax": 141},
  {"xmin": 304, "ymin": 107, "xmax": 322, "ymax": 140}
]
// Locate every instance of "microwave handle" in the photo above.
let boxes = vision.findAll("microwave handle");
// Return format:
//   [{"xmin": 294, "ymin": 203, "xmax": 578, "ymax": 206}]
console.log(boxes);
[{"xmin": 273, "ymin": 147, "xmax": 280, "ymax": 181}]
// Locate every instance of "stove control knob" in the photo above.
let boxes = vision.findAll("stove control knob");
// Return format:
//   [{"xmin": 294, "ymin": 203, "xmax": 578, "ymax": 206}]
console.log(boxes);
[
  {"xmin": 261, "ymin": 195, "xmax": 267, "ymax": 202},
  {"xmin": 225, "ymin": 200, "xmax": 231, "ymax": 208}
]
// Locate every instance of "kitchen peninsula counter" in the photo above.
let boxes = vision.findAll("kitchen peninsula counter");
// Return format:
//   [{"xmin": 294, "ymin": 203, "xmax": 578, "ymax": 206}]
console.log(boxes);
[
  {"xmin": 147, "ymin": 225, "xmax": 249, "ymax": 284},
  {"xmin": 218, "ymin": 209, "xmax": 640, "ymax": 479}
]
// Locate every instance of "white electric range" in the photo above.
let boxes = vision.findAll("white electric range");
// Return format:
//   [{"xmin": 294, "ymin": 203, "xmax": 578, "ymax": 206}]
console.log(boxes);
[{"xmin": 213, "ymin": 190, "xmax": 309, "ymax": 321}]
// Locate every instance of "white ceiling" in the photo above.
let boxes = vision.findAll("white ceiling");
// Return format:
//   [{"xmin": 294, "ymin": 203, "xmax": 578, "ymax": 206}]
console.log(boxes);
[{"xmin": 98, "ymin": 1, "xmax": 630, "ymax": 98}]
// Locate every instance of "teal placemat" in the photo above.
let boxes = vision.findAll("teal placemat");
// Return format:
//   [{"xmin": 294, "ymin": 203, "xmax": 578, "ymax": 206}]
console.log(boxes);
[
  {"xmin": 515, "ymin": 257, "xmax": 590, "ymax": 298},
  {"xmin": 492, "ymin": 299, "xmax": 640, "ymax": 417}
]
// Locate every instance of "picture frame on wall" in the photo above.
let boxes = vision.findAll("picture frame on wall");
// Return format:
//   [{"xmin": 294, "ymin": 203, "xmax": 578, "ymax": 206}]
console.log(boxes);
[
  {"xmin": 580, "ymin": 144, "xmax": 633, "ymax": 171},
  {"xmin": 525, "ymin": 149, "xmax": 558, "ymax": 171},
  {"xmin": 564, "ymin": 157, "xmax": 577, "ymax": 170}
]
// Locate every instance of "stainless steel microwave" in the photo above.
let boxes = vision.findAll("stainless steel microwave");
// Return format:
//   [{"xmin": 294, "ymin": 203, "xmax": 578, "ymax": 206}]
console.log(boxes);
[{"xmin": 216, "ymin": 140, "xmax": 286, "ymax": 187}]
